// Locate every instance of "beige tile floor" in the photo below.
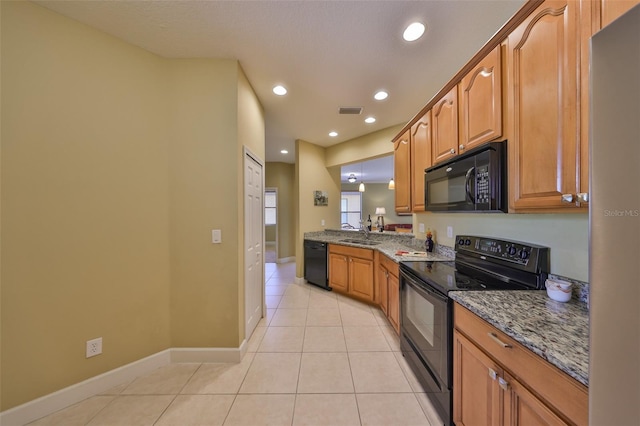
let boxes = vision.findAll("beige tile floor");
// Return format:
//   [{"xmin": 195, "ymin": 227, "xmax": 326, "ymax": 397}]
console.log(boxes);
[{"xmin": 28, "ymin": 262, "xmax": 445, "ymax": 426}]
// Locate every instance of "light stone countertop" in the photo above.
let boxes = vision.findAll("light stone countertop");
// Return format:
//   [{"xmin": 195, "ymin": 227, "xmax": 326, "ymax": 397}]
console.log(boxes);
[
  {"xmin": 304, "ymin": 229, "xmax": 453, "ymax": 262},
  {"xmin": 449, "ymin": 290, "xmax": 589, "ymax": 386}
]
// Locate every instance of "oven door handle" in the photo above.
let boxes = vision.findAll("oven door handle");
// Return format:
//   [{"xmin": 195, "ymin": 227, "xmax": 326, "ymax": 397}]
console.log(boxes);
[
  {"xmin": 403, "ymin": 274, "xmax": 448, "ymax": 303},
  {"xmin": 465, "ymin": 166, "xmax": 476, "ymax": 203}
]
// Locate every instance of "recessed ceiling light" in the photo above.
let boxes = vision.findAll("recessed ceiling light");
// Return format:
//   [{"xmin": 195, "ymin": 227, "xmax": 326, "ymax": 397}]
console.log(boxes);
[
  {"xmin": 403, "ymin": 22, "xmax": 426, "ymax": 42},
  {"xmin": 329, "ymin": 131, "xmax": 338, "ymax": 137},
  {"xmin": 273, "ymin": 85, "xmax": 287, "ymax": 96},
  {"xmin": 280, "ymin": 149, "xmax": 288, "ymax": 154},
  {"xmin": 374, "ymin": 91, "xmax": 388, "ymax": 101},
  {"xmin": 365, "ymin": 117, "xmax": 376, "ymax": 124}
]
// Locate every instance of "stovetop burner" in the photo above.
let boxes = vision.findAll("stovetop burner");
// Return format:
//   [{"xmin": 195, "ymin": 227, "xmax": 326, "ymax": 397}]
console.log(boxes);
[{"xmin": 400, "ymin": 235, "xmax": 550, "ymax": 296}]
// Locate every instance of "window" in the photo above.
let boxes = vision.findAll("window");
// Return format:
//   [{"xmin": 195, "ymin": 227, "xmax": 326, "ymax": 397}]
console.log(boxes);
[
  {"xmin": 265, "ymin": 190, "xmax": 276, "ymax": 225},
  {"xmin": 341, "ymin": 192, "xmax": 362, "ymax": 229}
]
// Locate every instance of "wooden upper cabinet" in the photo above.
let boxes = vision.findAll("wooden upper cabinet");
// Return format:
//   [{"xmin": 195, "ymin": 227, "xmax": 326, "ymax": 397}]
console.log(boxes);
[
  {"xmin": 507, "ymin": 0, "xmax": 581, "ymax": 211},
  {"xmin": 394, "ymin": 130, "xmax": 411, "ymax": 213},
  {"xmin": 598, "ymin": 0, "xmax": 640, "ymax": 28},
  {"xmin": 432, "ymin": 86, "xmax": 459, "ymax": 164},
  {"xmin": 459, "ymin": 45, "xmax": 503, "ymax": 151},
  {"xmin": 410, "ymin": 111, "xmax": 432, "ymax": 212}
]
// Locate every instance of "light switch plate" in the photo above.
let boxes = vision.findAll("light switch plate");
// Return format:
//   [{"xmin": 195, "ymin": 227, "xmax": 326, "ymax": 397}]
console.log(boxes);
[{"xmin": 212, "ymin": 229, "xmax": 222, "ymax": 243}]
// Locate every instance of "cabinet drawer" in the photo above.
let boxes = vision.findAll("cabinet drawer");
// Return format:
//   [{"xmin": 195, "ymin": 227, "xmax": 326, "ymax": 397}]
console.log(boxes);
[
  {"xmin": 454, "ymin": 303, "xmax": 588, "ymax": 425},
  {"xmin": 379, "ymin": 253, "xmax": 398, "ymax": 275},
  {"xmin": 328, "ymin": 244, "xmax": 374, "ymax": 260}
]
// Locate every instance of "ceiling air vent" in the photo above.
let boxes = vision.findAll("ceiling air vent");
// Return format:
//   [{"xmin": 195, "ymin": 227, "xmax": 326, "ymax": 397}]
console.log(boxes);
[{"xmin": 338, "ymin": 107, "xmax": 363, "ymax": 115}]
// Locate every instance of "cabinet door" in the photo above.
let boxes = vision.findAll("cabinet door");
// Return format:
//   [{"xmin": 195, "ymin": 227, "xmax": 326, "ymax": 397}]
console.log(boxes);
[
  {"xmin": 328, "ymin": 253, "xmax": 349, "ymax": 292},
  {"xmin": 460, "ymin": 46, "xmax": 502, "ymax": 151},
  {"xmin": 507, "ymin": 0, "xmax": 580, "ymax": 210},
  {"xmin": 410, "ymin": 111, "xmax": 432, "ymax": 212},
  {"xmin": 349, "ymin": 257, "xmax": 375, "ymax": 301},
  {"xmin": 503, "ymin": 372, "xmax": 568, "ymax": 426},
  {"xmin": 432, "ymin": 86, "xmax": 459, "ymax": 164},
  {"xmin": 394, "ymin": 130, "xmax": 411, "ymax": 213},
  {"xmin": 599, "ymin": 0, "xmax": 640, "ymax": 28},
  {"xmin": 454, "ymin": 331, "xmax": 502, "ymax": 426},
  {"xmin": 377, "ymin": 264, "xmax": 388, "ymax": 316},
  {"xmin": 387, "ymin": 270, "xmax": 400, "ymax": 334}
]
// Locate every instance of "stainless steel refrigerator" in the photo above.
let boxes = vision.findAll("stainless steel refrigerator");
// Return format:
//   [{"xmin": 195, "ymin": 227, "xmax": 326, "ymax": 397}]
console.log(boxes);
[{"xmin": 589, "ymin": 5, "xmax": 640, "ymax": 424}]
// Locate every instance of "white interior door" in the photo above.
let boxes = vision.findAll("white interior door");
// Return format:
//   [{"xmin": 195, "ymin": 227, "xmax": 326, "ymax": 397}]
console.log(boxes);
[{"xmin": 244, "ymin": 150, "xmax": 264, "ymax": 340}]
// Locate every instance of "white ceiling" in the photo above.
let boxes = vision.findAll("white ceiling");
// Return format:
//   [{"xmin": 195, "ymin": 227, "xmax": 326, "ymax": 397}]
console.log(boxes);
[{"xmin": 35, "ymin": 0, "xmax": 526, "ymax": 163}]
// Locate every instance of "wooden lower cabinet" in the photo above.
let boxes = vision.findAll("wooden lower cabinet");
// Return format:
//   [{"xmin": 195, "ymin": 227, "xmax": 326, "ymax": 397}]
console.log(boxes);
[
  {"xmin": 376, "ymin": 253, "xmax": 400, "ymax": 334},
  {"xmin": 504, "ymin": 371, "xmax": 568, "ymax": 426},
  {"xmin": 454, "ymin": 330, "xmax": 503, "ymax": 425},
  {"xmin": 376, "ymin": 259, "xmax": 389, "ymax": 316},
  {"xmin": 328, "ymin": 244, "xmax": 374, "ymax": 302},
  {"xmin": 387, "ymin": 270, "xmax": 400, "ymax": 333},
  {"xmin": 454, "ymin": 303, "xmax": 588, "ymax": 425}
]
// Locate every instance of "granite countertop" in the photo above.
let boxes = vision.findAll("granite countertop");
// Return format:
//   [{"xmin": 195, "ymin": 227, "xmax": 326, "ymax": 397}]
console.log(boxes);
[
  {"xmin": 449, "ymin": 290, "xmax": 589, "ymax": 386},
  {"xmin": 304, "ymin": 230, "xmax": 453, "ymax": 262}
]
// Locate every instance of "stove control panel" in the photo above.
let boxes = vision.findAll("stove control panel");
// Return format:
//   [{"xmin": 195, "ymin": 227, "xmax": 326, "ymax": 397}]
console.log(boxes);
[{"xmin": 455, "ymin": 235, "xmax": 550, "ymax": 274}]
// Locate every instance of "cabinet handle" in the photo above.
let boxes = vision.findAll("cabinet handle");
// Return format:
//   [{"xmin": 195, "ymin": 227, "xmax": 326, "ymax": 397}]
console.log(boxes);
[
  {"xmin": 487, "ymin": 332, "xmax": 512, "ymax": 348},
  {"xmin": 488, "ymin": 368, "xmax": 498, "ymax": 381},
  {"xmin": 450, "ymin": 148, "xmax": 455, "ymax": 154},
  {"xmin": 561, "ymin": 194, "xmax": 575, "ymax": 203},
  {"xmin": 498, "ymin": 377, "xmax": 509, "ymax": 391},
  {"xmin": 577, "ymin": 192, "xmax": 589, "ymax": 203},
  {"xmin": 459, "ymin": 144, "xmax": 465, "ymax": 150}
]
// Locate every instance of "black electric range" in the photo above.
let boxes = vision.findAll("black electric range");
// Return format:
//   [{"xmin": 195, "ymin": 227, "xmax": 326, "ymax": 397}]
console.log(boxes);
[{"xmin": 398, "ymin": 235, "xmax": 550, "ymax": 425}]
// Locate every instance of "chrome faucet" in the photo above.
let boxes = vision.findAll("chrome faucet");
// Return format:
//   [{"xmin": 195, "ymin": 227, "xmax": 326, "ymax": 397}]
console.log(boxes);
[{"xmin": 359, "ymin": 220, "xmax": 370, "ymax": 239}]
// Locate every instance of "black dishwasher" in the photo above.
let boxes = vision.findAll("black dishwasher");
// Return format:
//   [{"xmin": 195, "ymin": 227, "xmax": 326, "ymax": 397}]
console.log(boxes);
[{"xmin": 303, "ymin": 240, "xmax": 330, "ymax": 290}]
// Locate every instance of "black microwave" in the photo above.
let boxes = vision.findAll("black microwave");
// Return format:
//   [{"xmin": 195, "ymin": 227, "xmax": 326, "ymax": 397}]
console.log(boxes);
[{"xmin": 424, "ymin": 141, "xmax": 507, "ymax": 212}]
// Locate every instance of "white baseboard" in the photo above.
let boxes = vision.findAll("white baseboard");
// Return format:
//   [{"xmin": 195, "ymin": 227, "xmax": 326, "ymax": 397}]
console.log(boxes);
[
  {"xmin": 295, "ymin": 276, "xmax": 306, "ymax": 284},
  {"xmin": 170, "ymin": 341, "xmax": 246, "ymax": 363},
  {"xmin": 276, "ymin": 256, "xmax": 295, "ymax": 264},
  {"xmin": 0, "ymin": 345, "xmax": 246, "ymax": 426}
]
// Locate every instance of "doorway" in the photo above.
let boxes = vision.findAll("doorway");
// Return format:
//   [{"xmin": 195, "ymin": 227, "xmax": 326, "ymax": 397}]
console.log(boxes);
[{"xmin": 265, "ymin": 188, "xmax": 277, "ymax": 263}]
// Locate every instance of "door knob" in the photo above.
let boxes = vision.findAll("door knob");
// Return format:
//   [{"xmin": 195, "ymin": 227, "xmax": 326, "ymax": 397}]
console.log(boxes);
[{"xmin": 450, "ymin": 148, "xmax": 455, "ymax": 154}]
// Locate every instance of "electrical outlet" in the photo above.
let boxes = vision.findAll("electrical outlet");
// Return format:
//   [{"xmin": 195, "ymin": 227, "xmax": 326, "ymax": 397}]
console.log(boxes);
[
  {"xmin": 447, "ymin": 226, "xmax": 453, "ymax": 238},
  {"xmin": 86, "ymin": 337, "xmax": 102, "ymax": 358},
  {"xmin": 418, "ymin": 223, "xmax": 425, "ymax": 233}
]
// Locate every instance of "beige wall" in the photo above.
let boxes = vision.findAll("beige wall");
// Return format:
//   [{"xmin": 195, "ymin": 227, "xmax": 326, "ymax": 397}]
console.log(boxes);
[
  {"xmin": 325, "ymin": 124, "xmax": 402, "ymax": 167},
  {"xmin": 0, "ymin": 2, "xmax": 264, "ymax": 410},
  {"xmin": 167, "ymin": 59, "xmax": 242, "ymax": 349},
  {"xmin": 295, "ymin": 141, "xmax": 341, "ymax": 277},
  {"xmin": 414, "ymin": 212, "xmax": 589, "ymax": 281},
  {"xmin": 265, "ymin": 162, "xmax": 295, "ymax": 259},
  {"xmin": 1, "ymin": 1, "xmax": 171, "ymax": 409}
]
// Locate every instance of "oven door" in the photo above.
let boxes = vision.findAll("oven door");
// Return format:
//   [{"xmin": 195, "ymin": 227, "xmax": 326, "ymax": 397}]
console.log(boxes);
[{"xmin": 400, "ymin": 268, "xmax": 450, "ymax": 388}]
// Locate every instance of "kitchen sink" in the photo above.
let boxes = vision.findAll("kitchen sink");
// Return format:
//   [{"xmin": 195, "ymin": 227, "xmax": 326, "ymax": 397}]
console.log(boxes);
[{"xmin": 339, "ymin": 239, "xmax": 381, "ymax": 246}]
